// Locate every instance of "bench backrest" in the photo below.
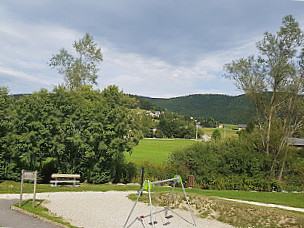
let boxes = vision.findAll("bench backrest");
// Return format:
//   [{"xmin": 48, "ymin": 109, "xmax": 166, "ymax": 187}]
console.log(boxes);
[{"xmin": 51, "ymin": 174, "xmax": 80, "ymax": 179}]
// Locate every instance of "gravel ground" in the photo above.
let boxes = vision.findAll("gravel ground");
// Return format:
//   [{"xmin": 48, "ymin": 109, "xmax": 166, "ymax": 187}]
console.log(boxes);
[{"xmin": 0, "ymin": 191, "xmax": 234, "ymax": 228}]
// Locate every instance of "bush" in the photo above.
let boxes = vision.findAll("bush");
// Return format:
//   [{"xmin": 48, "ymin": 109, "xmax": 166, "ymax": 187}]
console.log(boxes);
[
  {"xmin": 168, "ymin": 140, "xmax": 278, "ymax": 191},
  {"xmin": 211, "ymin": 129, "xmax": 221, "ymax": 140}
]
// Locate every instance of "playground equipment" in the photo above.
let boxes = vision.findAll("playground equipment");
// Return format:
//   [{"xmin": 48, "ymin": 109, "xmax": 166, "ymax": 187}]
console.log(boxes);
[{"xmin": 123, "ymin": 175, "xmax": 196, "ymax": 227}]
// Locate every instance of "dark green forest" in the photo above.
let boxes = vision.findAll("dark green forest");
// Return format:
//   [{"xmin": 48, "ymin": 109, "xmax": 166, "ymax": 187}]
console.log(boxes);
[{"xmin": 145, "ymin": 94, "xmax": 255, "ymax": 124}]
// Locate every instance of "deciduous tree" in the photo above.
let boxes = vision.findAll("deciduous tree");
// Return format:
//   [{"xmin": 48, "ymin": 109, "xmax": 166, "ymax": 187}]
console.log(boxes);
[
  {"xmin": 224, "ymin": 15, "xmax": 304, "ymax": 181},
  {"xmin": 49, "ymin": 33, "xmax": 103, "ymax": 90}
]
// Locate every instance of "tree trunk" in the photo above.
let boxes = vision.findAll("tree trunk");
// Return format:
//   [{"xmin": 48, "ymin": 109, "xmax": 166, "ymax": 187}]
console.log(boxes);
[
  {"xmin": 278, "ymin": 146, "xmax": 289, "ymax": 183},
  {"xmin": 266, "ymin": 105, "xmax": 274, "ymax": 155},
  {"xmin": 278, "ymin": 157, "xmax": 285, "ymax": 183}
]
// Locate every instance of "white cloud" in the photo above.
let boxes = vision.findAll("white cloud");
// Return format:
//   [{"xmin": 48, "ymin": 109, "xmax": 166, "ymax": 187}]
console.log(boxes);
[
  {"xmin": 0, "ymin": 66, "xmax": 57, "ymax": 86},
  {"xmin": 1, "ymin": 0, "xmax": 300, "ymax": 97},
  {"xmin": 97, "ymin": 35, "xmax": 259, "ymax": 98}
]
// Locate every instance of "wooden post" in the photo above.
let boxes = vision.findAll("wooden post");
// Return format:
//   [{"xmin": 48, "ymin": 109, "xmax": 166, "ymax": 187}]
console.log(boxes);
[
  {"xmin": 19, "ymin": 170, "xmax": 37, "ymax": 208},
  {"xmin": 33, "ymin": 171, "xmax": 37, "ymax": 208},
  {"xmin": 188, "ymin": 175, "xmax": 195, "ymax": 188}
]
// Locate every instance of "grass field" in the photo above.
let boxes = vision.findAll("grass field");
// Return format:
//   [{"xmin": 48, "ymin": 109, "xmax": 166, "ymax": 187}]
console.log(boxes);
[
  {"xmin": 125, "ymin": 138, "xmax": 197, "ymax": 164},
  {"xmin": 202, "ymin": 126, "xmax": 239, "ymax": 139}
]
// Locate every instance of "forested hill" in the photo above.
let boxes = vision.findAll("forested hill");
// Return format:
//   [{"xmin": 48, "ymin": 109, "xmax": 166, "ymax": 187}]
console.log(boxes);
[{"xmin": 144, "ymin": 94, "xmax": 256, "ymax": 124}]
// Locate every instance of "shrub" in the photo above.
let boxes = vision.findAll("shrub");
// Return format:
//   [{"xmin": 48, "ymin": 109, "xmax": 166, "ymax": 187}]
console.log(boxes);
[{"xmin": 168, "ymin": 140, "xmax": 278, "ymax": 191}]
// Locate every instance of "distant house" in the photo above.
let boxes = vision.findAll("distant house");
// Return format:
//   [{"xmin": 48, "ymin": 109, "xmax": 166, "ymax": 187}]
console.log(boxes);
[
  {"xmin": 237, "ymin": 124, "xmax": 247, "ymax": 130},
  {"xmin": 146, "ymin": 110, "xmax": 161, "ymax": 118},
  {"xmin": 288, "ymin": 138, "xmax": 304, "ymax": 147},
  {"xmin": 218, "ymin": 124, "xmax": 224, "ymax": 128}
]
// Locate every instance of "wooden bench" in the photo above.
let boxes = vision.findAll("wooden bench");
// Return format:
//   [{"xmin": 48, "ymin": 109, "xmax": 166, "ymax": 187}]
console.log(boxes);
[{"xmin": 50, "ymin": 174, "xmax": 80, "ymax": 187}]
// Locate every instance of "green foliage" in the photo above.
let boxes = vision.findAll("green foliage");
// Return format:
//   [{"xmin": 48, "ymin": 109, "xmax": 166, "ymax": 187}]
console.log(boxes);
[
  {"xmin": 145, "ymin": 94, "xmax": 255, "ymax": 124},
  {"xmin": 224, "ymin": 15, "xmax": 304, "ymax": 181},
  {"xmin": 158, "ymin": 112, "xmax": 195, "ymax": 138},
  {"xmin": 211, "ymin": 129, "xmax": 221, "ymax": 140},
  {"xmin": 128, "ymin": 94, "xmax": 162, "ymax": 111},
  {"xmin": 169, "ymin": 140, "xmax": 281, "ymax": 191},
  {"xmin": 49, "ymin": 33, "xmax": 103, "ymax": 90},
  {"xmin": 134, "ymin": 112, "xmax": 156, "ymax": 138},
  {"xmin": 0, "ymin": 87, "xmax": 12, "ymax": 180},
  {"xmin": 0, "ymin": 85, "xmax": 141, "ymax": 183}
]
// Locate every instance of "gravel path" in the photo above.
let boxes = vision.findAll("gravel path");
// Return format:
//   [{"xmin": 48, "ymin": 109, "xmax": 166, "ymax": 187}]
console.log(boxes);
[
  {"xmin": 41, "ymin": 191, "xmax": 233, "ymax": 228},
  {"xmin": 0, "ymin": 191, "xmax": 233, "ymax": 228}
]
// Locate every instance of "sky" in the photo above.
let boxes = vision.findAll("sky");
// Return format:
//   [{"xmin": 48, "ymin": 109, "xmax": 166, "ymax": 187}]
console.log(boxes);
[{"xmin": 0, "ymin": 0, "xmax": 304, "ymax": 98}]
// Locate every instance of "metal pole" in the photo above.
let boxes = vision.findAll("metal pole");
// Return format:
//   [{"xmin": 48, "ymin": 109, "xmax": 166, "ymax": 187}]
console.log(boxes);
[
  {"xmin": 165, "ymin": 180, "xmax": 176, "ymax": 217},
  {"xmin": 123, "ymin": 180, "xmax": 147, "ymax": 228},
  {"xmin": 180, "ymin": 179, "xmax": 196, "ymax": 226},
  {"xmin": 19, "ymin": 169, "xmax": 24, "ymax": 207},
  {"xmin": 151, "ymin": 177, "xmax": 180, "ymax": 185},
  {"xmin": 140, "ymin": 167, "xmax": 144, "ymax": 196},
  {"xmin": 148, "ymin": 180, "xmax": 155, "ymax": 227}
]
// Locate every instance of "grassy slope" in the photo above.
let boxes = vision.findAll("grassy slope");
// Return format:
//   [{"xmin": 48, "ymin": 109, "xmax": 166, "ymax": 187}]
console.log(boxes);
[{"xmin": 125, "ymin": 138, "xmax": 197, "ymax": 164}]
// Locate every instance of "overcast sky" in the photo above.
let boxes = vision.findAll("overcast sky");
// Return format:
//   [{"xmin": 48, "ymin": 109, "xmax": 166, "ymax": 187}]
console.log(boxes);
[{"xmin": 0, "ymin": 0, "xmax": 304, "ymax": 98}]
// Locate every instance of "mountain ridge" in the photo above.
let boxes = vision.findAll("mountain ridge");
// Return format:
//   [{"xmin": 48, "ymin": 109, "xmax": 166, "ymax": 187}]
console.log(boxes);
[{"xmin": 142, "ymin": 93, "xmax": 256, "ymax": 124}]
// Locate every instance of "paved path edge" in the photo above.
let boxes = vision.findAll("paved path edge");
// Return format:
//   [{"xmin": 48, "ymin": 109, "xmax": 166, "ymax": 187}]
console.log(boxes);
[
  {"xmin": 10, "ymin": 206, "xmax": 70, "ymax": 228},
  {"xmin": 220, "ymin": 198, "xmax": 304, "ymax": 213}
]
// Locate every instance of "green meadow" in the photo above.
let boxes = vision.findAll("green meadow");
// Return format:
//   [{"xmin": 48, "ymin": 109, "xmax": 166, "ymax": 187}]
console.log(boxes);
[
  {"xmin": 125, "ymin": 138, "xmax": 197, "ymax": 164},
  {"xmin": 202, "ymin": 125, "xmax": 239, "ymax": 139}
]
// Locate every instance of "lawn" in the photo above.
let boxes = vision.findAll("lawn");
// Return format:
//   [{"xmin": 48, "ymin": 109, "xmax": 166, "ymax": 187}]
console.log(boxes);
[
  {"xmin": 0, "ymin": 180, "xmax": 139, "ymax": 194},
  {"xmin": 125, "ymin": 138, "xmax": 197, "ymax": 164}
]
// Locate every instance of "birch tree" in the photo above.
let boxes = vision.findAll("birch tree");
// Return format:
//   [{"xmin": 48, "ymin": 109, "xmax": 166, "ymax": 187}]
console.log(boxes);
[
  {"xmin": 49, "ymin": 33, "xmax": 103, "ymax": 90},
  {"xmin": 224, "ymin": 15, "xmax": 304, "ymax": 181}
]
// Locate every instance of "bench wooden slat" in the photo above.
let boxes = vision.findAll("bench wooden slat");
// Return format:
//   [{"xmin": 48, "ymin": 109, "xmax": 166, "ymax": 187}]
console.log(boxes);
[
  {"xmin": 50, "ymin": 173, "xmax": 81, "ymax": 187},
  {"xmin": 50, "ymin": 180, "xmax": 80, "ymax": 183},
  {"xmin": 51, "ymin": 174, "xmax": 80, "ymax": 179}
]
